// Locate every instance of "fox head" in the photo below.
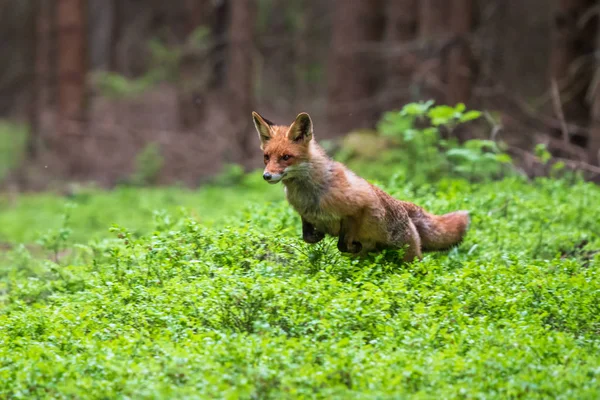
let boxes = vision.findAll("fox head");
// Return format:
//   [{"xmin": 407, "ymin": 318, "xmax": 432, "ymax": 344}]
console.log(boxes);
[{"xmin": 252, "ymin": 111, "xmax": 313, "ymax": 184}]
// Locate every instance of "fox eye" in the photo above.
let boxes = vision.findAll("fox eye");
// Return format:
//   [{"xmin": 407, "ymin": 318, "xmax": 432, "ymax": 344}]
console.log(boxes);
[
  {"xmin": 264, "ymin": 154, "xmax": 270, "ymax": 162},
  {"xmin": 282, "ymin": 154, "xmax": 292, "ymax": 161}
]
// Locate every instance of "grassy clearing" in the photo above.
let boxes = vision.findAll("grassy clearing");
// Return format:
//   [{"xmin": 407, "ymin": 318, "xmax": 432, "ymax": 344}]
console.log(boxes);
[
  {"xmin": 1, "ymin": 105, "xmax": 599, "ymax": 398},
  {"xmin": 0, "ymin": 174, "xmax": 281, "ymax": 244},
  {"xmin": 1, "ymin": 173, "xmax": 599, "ymax": 398}
]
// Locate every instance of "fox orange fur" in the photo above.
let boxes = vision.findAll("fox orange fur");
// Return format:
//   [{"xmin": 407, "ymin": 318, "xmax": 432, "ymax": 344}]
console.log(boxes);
[{"xmin": 252, "ymin": 111, "xmax": 470, "ymax": 261}]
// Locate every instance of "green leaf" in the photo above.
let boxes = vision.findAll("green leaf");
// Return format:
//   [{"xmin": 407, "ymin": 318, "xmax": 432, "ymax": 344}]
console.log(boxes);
[
  {"xmin": 428, "ymin": 105, "xmax": 457, "ymax": 126},
  {"xmin": 401, "ymin": 100, "xmax": 435, "ymax": 117},
  {"xmin": 535, "ymin": 143, "xmax": 552, "ymax": 164},
  {"xmin": 460, "ymin": 110, "xmax": 482, "ymax": 123},
  {"xmin": 495, "ymin": 153, "xmax": 513, "ymax": 164},
  {"xmin": 551, "ymin": 161, "xmax": 566, "ymax": 172}
]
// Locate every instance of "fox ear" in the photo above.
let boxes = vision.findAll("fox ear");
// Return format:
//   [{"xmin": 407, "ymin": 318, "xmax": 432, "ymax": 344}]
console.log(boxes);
[
  {"xmin": 287, "ymin": 112, "xmax": 313, "ymax": 144},
  {"xmin": 252, "ymin": 111, "xmax": 274, "ymax": 149}
]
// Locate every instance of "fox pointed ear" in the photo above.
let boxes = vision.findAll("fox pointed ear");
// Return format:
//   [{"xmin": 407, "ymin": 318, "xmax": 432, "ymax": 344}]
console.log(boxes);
[
  {"xmin": 252, "ymin": 111, "xmax": 274, "ymax": 149},
  {"xmin": 287, "ymin": 112, "xmax": 313, "ymax": 144}
]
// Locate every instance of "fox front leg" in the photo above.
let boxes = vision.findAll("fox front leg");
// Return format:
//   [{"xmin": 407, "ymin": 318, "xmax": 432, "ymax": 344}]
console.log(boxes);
[
  {"xmin": 337, "ymin": 217, "xmax": 362, "ymax": 254},
  {"xmin": 302, "ymin": 218, "xmax": 325, "ymax": 244}
]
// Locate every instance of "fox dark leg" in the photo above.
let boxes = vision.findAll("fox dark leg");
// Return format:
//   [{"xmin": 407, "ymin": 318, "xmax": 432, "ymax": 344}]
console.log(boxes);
[
  {"xmin": 337, "ymin": 217, "xmax": 362, "ymax": 254},
  {"xmin": 302, "ymin": 218, "xmax": 325, "ymax": 244}
]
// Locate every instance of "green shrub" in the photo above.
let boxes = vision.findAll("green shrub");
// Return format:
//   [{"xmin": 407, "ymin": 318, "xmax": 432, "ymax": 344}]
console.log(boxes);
[
  {"xmin": 371, "ymin": 102, "xmax": 513, "ymax": 183},
  {"xmin": 96, "ymin": 29, "xmax": 210, "ymax": 99},
  {"xmin": 0, "ymin": 121, "xmax": 28, "ymax": 183},
  {"xmin": 128, "ymin": 143, "xmax": 164, "ymax": 186},
  {"xmin": 208, "ymin": 163, "xmax": 246, "ymax": 187},
  {"xmin": 94, "ymin": 71, "xmax": 157, "ymax": 99}
]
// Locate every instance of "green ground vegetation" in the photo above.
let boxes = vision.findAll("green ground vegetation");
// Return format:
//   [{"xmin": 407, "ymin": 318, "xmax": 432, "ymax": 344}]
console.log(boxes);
[{"xmin": 0, "ymin": 104, "xmax": 599, "ymax": 399}]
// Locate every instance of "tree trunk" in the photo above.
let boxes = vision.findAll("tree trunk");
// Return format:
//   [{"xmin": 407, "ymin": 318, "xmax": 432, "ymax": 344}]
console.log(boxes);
[
  {"xmin": 551, "ymin": 0, "xmax": 598, "ymax": 147},
  {"xmin": 184, "ymin": 0, "xmax": 210, "ymax": 36},
  {"xmin": 109, "ymin": 0, "xmax": 120, "ymax": 71},
  {"xmin": 261, "ymin": 0, "xmax": 295, "ymax": 110},
  {"xmin": 56, "ymin": 0, "xmax": 87, "ymax": 174},
  {"xmin": 211, "ymin": 0, "xmax": 230, "ymax": 89},
  {"xmin": 88, "ymin": 0, "xmax": 115, "ymax": 70},
  {"xmin": 417, "ymin": 0, "xmax": 450, "ymax": 102},
  {"xmin": 178, "ymin": 0, "xmax": 211, "ymax": 130},
  {"xmin": 495, "ymin": 0, "xmax": 553, "ymax": 100},
  {"xmin": 327, "ymin": 0, "xmax": 385, "ymax": 135},
  {"xmin": 589, "ymin": 78, "xmax": 600, "ymax": 165},
  {"xmin": 226, "ymin": 0, "xmax": 256, "ymax": 164},
  {"xmin": 383, "ymin": 0, "xmax": 418, "ymax": 110},
  {"xmin": 293, "ymin": 2, "xmax": 309, "ymax": 109},
  {"xmin": 588, "ymin": 23, "xmax": 600, "ymax": 166},
  {"xmin": 56, "ymin": 0, "xmax": 87, "ymax": 135},
  {"xmin": 29, "ymin": 0, "xmax": 54, "ymax": 160},
  {"xmin": 447, "ymin": 0, "xmax": 475, "ymax": 105}
]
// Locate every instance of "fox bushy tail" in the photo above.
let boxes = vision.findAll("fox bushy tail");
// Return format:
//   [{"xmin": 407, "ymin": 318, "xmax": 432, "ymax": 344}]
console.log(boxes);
[{"xmin": 414, "ymin": 210, "xmax": 470, "ymax": 251}]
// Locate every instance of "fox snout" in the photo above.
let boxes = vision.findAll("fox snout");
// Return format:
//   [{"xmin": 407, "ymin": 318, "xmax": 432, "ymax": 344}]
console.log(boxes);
[{"xmin": 263, "ymin": 170, "xmax": 283, "ymax": 184}]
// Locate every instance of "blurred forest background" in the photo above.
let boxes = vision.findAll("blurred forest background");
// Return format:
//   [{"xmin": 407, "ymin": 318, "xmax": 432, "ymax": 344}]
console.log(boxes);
[{"xmin": 2, "ymin": 0, "xmax": 600, "ymax": 189}]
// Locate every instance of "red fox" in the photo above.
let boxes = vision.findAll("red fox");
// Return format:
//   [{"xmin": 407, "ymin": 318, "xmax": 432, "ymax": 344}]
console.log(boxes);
[{"xmin": 252, "ymin": 111, "xmax": 470, "ymax": 261}]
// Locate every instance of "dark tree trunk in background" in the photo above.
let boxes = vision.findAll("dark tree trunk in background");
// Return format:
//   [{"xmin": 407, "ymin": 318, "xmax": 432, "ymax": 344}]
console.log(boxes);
[
  {"xmin": 418, "ymin": 0, "xmax": 450, "ymax": 102},
  {"xmin": 227, "ymin": 0, "xmax": 256, "ymax": 164},
  {"xmin": 551, "ymin": 0, "xmax": 598, "ymax": 147},
  {"xmin": 589, "ymin": 78, "xmax": 600, "ymax": 165},
  {"xmin": 57, "ymin": 0, "xmax": 87, "ymax": 134},
  {"xmin": 495, "ymin": 0, "xmax": 552, "ymax": 100},
  {"xmin": 293, "ymin": 2, "xmax": 309, "ymax": 109},
  {"xmin": 383, "ymin": 0, "xmax": 418, "ymax": 110},
  {"xmin": 29, "ymin": 0, "xmax": 53, "ymax": 159},
  {"xmin": 261, "ymin": 0, "xmax": 295, "ymax": 110},
  {"xmin": 419, "ymin": 0, "xmax": 449, "ymax": 37},
  {"xmin": 0, "ymin": 0, "xmax": 50, "ymax": 117},
  {"xmin": 88, "ymin": 0, "xmax": 115, "ymax": 70},
  {"xmin": 109, "ymin": 0, "xmax": 120, "ymax": 71},
  {"xmin": 327, "ymin": 0, "xmax": 385, "ymax": 135},
  {"xmin": 178, "ymin": 0, "xmax": 211, "ymax": 130},
  {"xmin": 56, "ymin": 0, "xmax": 87, "ymax": 174},
  {"xmin": 27, "ymin": 0, "xmax": 39, "ymax": 159},
  {"xmin": 184, "ymin": 0, "xmax": 210, "ymax": 36},
  {"xmin": 211, "ymin": 0, "xmax": 230, "ymax": 89},
  {"xmin": 447, "ymin": 0, "xmax": 475, "ymax": 105},
  {"xmin": 589, "ymin": 27, "xmax": 600, "ymax": 166}
]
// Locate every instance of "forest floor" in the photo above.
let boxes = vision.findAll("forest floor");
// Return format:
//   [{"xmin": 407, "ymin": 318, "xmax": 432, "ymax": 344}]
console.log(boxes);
[
  {"xmin": 1, "ymin": 85, "xmax": 331, "ymax": 190},
  {"xmin": 1, "ymin": 154, "xmax": 600, "ymax": 397}
]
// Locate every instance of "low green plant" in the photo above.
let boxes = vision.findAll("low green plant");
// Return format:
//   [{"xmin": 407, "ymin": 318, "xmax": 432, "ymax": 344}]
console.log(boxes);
[
  {"xmin": 36, "ymin": 203, "xmax": 74, "ymax": 264},
  {"xmin": 445, "ymin": 139, "xmax": 513, "ymax": 180},
  {"xmin": 128, "ymin": 142, "xmax": 164, "ymax": 186},
  {"xmin": 94, "ymin": 71, "xmax": 154, "ymax": 99},
  {"xmin": 96, "ymin": 29, "xmax": 210, "ymax": 99},
  {"xmin": 376, "ymin": 102, "xmax": 513, "ymax": 182},
  {"xmin": 535, "ymin": 143, "xmax": 552, "ymax": 165},
  {"xmin": 0, "ymin": 121, "xmax": 28, "ymax": 183},
  {"xmin": 208, "ymin": 163, "xmax": 246, "ymax": 187},
  {"xmin": 146, "ymin": 37, "xmax": 182, "ymax": 83},
  {"xmin": 0, "ymin": 174, "xmax": 599, "ymax": 398}
]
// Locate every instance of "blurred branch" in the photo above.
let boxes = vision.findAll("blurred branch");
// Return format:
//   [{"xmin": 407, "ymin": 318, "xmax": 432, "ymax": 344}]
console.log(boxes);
[
  {"xmin": 533, "ymin": 133, "xmax": 589, "ymax": 160},
  {"xmin": 475, "ymin": 84, "xmax": 589, "ymax": 136},
  {"xmin": 509, "ymin": 145, "xmax": 600, "ymax": 176},
  {"xmin": 578, "ymin": 5, "xmax": 600, "ymax": 28},
  {"xmin": 478, "ymin": 82, "xmax": 596, "ymax": 169},
  {"xmin": 550, "ymin": 79, "xmax": 570, "ymax": 146}
]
